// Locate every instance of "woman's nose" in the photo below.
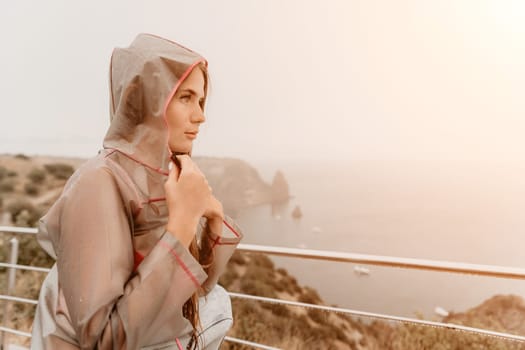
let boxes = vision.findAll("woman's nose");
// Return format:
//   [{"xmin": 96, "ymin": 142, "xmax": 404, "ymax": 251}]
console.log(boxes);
[{"xmin": 191, "ymin": 107, "xmax": 206, "ymax": 123}]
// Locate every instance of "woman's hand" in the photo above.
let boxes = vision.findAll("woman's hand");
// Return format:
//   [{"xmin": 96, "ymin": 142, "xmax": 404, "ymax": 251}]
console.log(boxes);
[
  {"xmin": 203, "ymin": 195, "xmax": 224, "ymax": 236},
  {"xmin": 165, "ymin": 155, "xmax": 211, "ymax": 247},
  {"xmin": 203, "ymin": 195, "xmax": 224, "ymax": 221}
]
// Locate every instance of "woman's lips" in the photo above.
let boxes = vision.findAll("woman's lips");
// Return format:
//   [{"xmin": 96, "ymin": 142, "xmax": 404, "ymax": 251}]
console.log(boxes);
[{"xmin": 185, "ymin": 132, "xmax": 198, "ymax": 140}]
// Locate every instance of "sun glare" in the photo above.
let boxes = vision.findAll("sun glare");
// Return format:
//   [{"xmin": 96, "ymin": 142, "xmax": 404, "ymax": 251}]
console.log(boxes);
[
  {"xmin": 458, "ymin": 0, "xmax": 525, "ymax": 36},
  {"xmin": 486, "ymin": 0, "xmax": 525, "ymax": 34}
]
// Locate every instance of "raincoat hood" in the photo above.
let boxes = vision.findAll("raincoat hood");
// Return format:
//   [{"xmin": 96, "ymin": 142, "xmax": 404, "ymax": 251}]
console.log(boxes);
[{"xmin": 104, "ymin": 33, "xmax": 207, "ymax": 172}]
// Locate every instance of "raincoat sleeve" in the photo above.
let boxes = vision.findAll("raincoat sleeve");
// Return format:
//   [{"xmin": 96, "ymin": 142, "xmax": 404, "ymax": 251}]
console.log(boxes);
[
  {"xmin": 200, "ymin": 215, "xmax": 243, "ymax": 294},
  {"xmin": 56, "ymin": 166, "xmax": 207, "ymax": 349}
]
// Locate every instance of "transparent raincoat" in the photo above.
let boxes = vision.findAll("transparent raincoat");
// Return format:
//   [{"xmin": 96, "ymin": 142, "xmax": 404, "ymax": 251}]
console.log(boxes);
[{"xmin": 31, "ymin": 34, "xmax": 243, "ymax": 350}]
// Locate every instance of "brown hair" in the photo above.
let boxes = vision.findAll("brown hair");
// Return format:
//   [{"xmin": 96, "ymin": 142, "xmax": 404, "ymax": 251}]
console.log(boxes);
[
  {"xmin": 196, "ymin": 62, "xmax": 209, "ymax": 109},
  {"xmin": 182, "ymin": 63, "xmax": 213, "ymax": 350},
  {"xmin": 183, "ymin": 221, "xmax": 215, "ymax": 349}
]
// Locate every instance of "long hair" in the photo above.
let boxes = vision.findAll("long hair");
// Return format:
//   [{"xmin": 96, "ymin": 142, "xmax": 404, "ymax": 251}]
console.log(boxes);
[
  {"xmin": 181, "ymin": 63, "xmax": 213, "ymax": 349},
  {"xmin": 183, "ymin": 220, "xmax": 215, "ymax": 349}
]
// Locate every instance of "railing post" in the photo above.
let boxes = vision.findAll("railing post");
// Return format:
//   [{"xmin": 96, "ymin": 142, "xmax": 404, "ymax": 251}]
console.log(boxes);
[{"xmin": 1, "ymin": 237, "xmax": 20, "ymax": 349}]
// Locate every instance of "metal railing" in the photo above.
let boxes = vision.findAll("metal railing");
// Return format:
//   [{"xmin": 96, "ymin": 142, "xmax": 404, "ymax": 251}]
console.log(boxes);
[
  {"xmin": 1, "ymin": 226, "xmax": 525, "ymax": 349},
  {"xmin": 238, "ymin": 243, "xmax": 525, "ymax": 280}
]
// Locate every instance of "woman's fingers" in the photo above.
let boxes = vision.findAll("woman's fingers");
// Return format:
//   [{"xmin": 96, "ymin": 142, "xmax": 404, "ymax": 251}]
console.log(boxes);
[
  {"xmin": 166, "ymin": 155, "xmax": 211, "ymax": 217},
  {"xmin": 203, "ymin": 178, "xmax": 212, "ymax": 192},
  {"xmin": 203, "ymin": 194, "xmax": 224, "ymax": 220},
  {"xmin": 175, "ymin": 155, "xmax": 209, "ymax": 192},
  {"xmin": 176, "ymin": 154, "xmax": 194, "ymax": 174},
  {"xmin": 167, "ymin": 160, "xmax": 180, "ymax": 182}
]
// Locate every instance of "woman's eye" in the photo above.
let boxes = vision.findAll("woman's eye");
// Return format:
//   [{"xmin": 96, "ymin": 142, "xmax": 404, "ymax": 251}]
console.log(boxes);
[{"xmin": 180, "ymin": 95, "xmax": 191, "ymax": 102}]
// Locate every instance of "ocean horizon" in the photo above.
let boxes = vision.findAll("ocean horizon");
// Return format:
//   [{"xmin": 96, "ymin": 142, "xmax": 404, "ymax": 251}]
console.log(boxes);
[{"xmin": 237, "ymin": 159, "xmax": 525, "ymax": 318}]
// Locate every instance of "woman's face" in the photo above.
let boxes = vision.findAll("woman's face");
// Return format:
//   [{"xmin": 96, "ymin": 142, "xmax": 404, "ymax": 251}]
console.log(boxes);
[{"xmin": 165, "ymin": 67, "xmax": 206, "ymax": 154}]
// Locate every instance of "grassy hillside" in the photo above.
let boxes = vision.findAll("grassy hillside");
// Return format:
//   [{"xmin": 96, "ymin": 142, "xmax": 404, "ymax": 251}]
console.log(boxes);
[{"xmin": 0, "ymin": 154, "xmax": 524, "ymax": 349}]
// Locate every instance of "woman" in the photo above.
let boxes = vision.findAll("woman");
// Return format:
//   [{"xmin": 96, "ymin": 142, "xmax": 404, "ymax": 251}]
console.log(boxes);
[{"xmin": 31, "ymin": 33, "xmax": 243, "ymax": 350}]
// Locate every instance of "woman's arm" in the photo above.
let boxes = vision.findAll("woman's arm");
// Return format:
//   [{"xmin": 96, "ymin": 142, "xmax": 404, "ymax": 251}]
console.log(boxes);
[
  {"xmin": 200, "ymin": 215, "xmax": 244, "ymax": 294},
  {"xmin": 56, "ymin": 166, "xmax": 207, "ymax": 349}
]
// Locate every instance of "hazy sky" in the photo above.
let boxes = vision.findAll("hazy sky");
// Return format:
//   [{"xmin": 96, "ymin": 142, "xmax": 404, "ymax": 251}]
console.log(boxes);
[{"xmin": 1, "ymin": 0, "xmax": 524, "ymax": 163}]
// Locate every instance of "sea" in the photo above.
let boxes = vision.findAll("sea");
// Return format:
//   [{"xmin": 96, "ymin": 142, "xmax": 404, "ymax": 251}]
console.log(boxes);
[{"xmin": 234, "ymin": 159, "xmax": 525, "ymax": 318}]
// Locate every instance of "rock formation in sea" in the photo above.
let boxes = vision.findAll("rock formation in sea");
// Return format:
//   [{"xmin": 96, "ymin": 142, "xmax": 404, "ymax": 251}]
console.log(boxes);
[{"xmin": 270, "ymin": 170, "xmax": 290, "ymax": 204}]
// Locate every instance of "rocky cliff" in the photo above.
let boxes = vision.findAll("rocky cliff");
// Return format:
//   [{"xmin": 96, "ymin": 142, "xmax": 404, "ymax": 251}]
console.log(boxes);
[{"xmin": 193, "ymin": 156, "xmax": 273, "ymax": 216}]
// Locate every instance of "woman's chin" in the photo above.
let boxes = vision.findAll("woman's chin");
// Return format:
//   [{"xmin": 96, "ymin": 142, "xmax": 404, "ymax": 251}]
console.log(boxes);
[{"xmin": 169, "ymin": 144, "xmax": 192, "ymax": 155}]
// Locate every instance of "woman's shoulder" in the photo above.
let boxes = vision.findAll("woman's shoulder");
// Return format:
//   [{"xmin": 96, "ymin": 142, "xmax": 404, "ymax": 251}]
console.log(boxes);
[
  {"xmin": 88, "ymin": 150, "xmax": 147, "ymax": 202},
  {"xmin": 57, "ymin": 151, "xmax": 136, "ymax": 203},
  {"xmin": 64, "ymin": 152, "xmax": 119, "ymax": 188},
  {"xmin": 62, "ymin": 150, "xmax": 156, "ymax": 210}
]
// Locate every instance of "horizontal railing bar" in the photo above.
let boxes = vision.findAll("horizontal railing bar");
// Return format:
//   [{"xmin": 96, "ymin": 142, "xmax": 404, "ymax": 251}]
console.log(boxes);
[
  {"xmin": 0, "ymin": 326, "xmax": 31, "ymax": 338},
  {"xmin": 2, "ymin": 225, "xmax": 525, "ymax": 280},
  {"xmin": 237, "ymin": 243, "xmax": 525, "ymax": 280},
  {"xmin": 0, "ymin": 262, "xmax": 51, "ymax": 273},
  {"xmin": 0, "ymin": 295, "xmax": 38, "ymax": 305},
  {"xmin": 0, "ymin": 227, "xmax": 38, "ymax": 235},
  {"xmin": 228, "ymin": 292, "xmax": 525, "ymax": 343},
  {"xmin": 0, "ymin": 292, "xmax": 522, "ymax": 344},
  {"xmin": 2, "ymin": 226, "xmax": 525, "ymax": 280},
  {"xmin": 223, "ymin": 336, "xmax": 281, "ymax": 350}
]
